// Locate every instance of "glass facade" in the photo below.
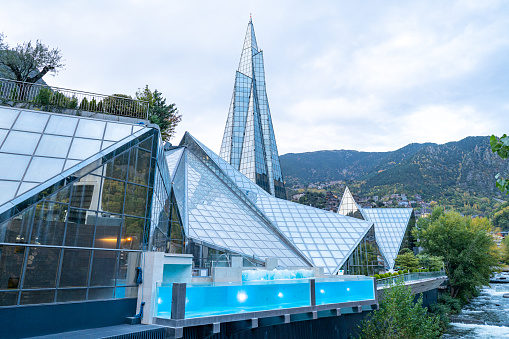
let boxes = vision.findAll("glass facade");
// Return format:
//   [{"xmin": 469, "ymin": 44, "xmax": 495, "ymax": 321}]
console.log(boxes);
[
  {"xmin": 176, "ymin": 133, "xmax": 380, "ymax": 275},
  {"xmin": 0, "ymin": 108, "xmax": 178, "ymax": 307},
  {"xmin": 337, "ymin": 186, "xmax": 415, "ymax": 270},
  {"xmin": 340, "ymin": 226, "xmax": 385, "ymax": 276},
  {"xmin": 219, "ymin": 19, "xmax": 286, "ymax": 199}
]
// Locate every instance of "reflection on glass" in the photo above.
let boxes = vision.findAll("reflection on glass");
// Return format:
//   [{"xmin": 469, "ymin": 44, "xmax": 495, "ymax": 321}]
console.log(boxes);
[
  {"xmin": 0, "ymin": 291, "xmax": 18, "ymax": 306},
  {"xmin": 20, "ymin": 290, "xmax": 55, "ymax": 305},
  {"xmin": 116, "ymin": 251, "xmax": 140, "ymax": 287},
  {"xmin": 65, "ymin": 209, "xmax": 96, "ymax": 247},
  {"xmin": 31, "ymin": 202, "xmax": 67, "ymax": 246},
  {"xmin": 128, "ymin": 147, "xmax": 151, "ymax": 185},
  {"xmin": 0, "ymin": 245, "xmax": 25, "ymax": 289},
  {"xmin": 56, "ymin": 289, "xmax": 86, "ymax": 302},
  {"xmin": 90, "ymin": 250, "xmax": 117, "ymax": 286},
  {"xmin": 0, "ymin": 207, "xmax": 34, "ymax": 244},
  {"xmin": 124, "ymin": 184, "xmax": 147, "ymax": 217},
  {"xmin": 101, "ymin": 178, "xmax": 125, "ymax": 215},
  {"xmin": 122, "ymin": 217, "xmax": 144, "ymax": 250},
  {"xmin": 23, "ymin": 247, "xmax": 60, "ymax": 289},
  {"xmin": 94, "ymin": 215, "xmax": 121, "ymax": 249},
  {"xmin": 59, "ymin": 249, "xmax": 91, "ymax": 287},
  {"xmin": 70, "ymin": 175, "xmax": 101, "ymax": 210},
  {"xmin": 88, "ymin": 287, "xmax": 114, "ymax": 300},
  {"xmin": 103, "ymin": 151, "xmax": 129, "ymax": 181}
]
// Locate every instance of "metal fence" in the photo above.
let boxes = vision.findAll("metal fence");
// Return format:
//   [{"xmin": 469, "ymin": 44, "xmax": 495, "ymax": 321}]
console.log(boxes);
[
  {"xmin": 376, "ymin": 270, "xmax": 447, "ymax": 288},
  {"xmin": 0, "ymin": 78, "xmax": 149, "ymax": 119}
]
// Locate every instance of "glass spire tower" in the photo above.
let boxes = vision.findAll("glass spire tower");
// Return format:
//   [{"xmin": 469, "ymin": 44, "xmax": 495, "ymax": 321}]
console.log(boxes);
[{"xmin": 220, "ymin": 18, "xmax": 286, "ymax": 199}]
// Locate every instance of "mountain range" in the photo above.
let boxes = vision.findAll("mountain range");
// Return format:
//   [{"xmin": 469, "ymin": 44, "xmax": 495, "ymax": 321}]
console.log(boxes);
[{"xmin": 280, "ymin": 136, "xmax": 509, "ymax": 201}]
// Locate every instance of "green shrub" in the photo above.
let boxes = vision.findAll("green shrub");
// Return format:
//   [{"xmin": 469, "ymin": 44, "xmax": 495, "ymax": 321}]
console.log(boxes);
[
  {"xmin": 68, "ymin": 96, "xmax": 78, "ymax": 109},
  {"xmin": 374, "ymin": 274, "xmax": 380, "ymax": 280},
  {"xmin": 34, "ymin": 87, "xmax": 52, "ymax": 105},
  {"xmin": 438, "ymin": 293, "xmax": 463, "ymax": 314},
  {"xmin": 79, "ymin": 97, "xmax": 89, "ymax": 110}
]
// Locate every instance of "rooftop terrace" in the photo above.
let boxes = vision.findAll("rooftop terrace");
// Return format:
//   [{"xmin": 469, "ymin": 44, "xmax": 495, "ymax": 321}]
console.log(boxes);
[{"xmin": 0, "ymin": 77, "xmax": 149, "ymax": 122}]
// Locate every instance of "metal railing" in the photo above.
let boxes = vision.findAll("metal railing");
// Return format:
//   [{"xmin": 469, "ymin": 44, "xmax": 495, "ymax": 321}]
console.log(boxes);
[
  {"xmin": 0, "ymin": 78, "xmax": 149, "ymax": 119},
  {"xmin": 376, "ymin": 270, "xmax": 447, "ymax": 288}
]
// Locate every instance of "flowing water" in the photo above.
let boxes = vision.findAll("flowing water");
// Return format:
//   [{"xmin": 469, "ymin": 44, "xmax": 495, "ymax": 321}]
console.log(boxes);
[{"xmin": 443, "ymin": 283, "xmax": 509, "ymax": 338}]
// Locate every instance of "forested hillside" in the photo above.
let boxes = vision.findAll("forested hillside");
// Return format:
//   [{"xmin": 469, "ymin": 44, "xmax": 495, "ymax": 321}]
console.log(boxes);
[{"xmin": 281, "ymin": 136, "xmax": 509, "ymax": 204}]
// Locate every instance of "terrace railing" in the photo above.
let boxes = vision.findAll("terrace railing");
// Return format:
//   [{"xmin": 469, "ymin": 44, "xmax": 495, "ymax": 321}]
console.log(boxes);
[
  {"xmin": 0, "ymin": 78, "xmax": 149, "ymax": 119},
  {"xmin": 376, "ymin": 270, "xmax": 447, "ymax": 288}
]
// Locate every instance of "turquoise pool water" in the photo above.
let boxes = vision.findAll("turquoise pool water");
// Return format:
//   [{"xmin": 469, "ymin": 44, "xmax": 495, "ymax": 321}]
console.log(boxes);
[{"xmin": 155, "ymin": 277, "xmax": 375, "ymax": 319}]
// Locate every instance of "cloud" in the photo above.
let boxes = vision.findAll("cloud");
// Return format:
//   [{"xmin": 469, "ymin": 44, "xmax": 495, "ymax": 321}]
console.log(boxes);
[{"xmin": 1, "ymin": 0, "xmax": 508, "ymax": 155}]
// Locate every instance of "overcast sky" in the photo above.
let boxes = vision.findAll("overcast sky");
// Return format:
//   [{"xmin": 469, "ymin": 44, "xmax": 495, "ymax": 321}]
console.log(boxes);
[{"xmin": 1, "ymin": 0, "xmax": 508, "ymax": 154}]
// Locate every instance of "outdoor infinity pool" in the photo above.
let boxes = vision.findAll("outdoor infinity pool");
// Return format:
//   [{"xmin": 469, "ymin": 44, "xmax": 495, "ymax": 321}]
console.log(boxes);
[{"xmin": 155, "ymin": 277, "xmax": 375, "ymax": 319}]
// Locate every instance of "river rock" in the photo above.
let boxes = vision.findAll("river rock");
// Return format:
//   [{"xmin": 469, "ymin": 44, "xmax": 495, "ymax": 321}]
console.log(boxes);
[
  {"xmin": 495, "ymin": 303, "xmax": 501, "ymax": 306},
  {"xmin": 503, "ymin": 293, "xmax": 509, "ymax": 298}
]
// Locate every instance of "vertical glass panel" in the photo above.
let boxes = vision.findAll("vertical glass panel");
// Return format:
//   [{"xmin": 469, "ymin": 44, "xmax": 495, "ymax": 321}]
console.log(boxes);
[
  {"xmin": 116, "ymin": 251, "xmax": 140, "ymax": 287},
  {"xmin": 88, "ymin": 287, "xmax": 114, "ymax": 300},
  {"xmin": 0, "ymin": 291, "xmax": 18, "ymax": 306},
  {"xmin": 124, "ymin": 184, "xmax": 147, "ymax": 217},
  {"xmin": 0, "ymin": 245, "xmax": 26, "ymax": 289},
  {"xmin": 0, "ymin": 130, "xmax": 41, "ymax": 155},
  {"xmin": 115, "ymin": 286, "xmax": 138, "ymax": 299},
  {"xmin": 59, "ymin": 249, "xmax": 91, "ymax": 287},
  {"xmin": 138, "ymin": 136, "xmax": 153, "ymax": 151},
  {"xmin": 94, "ymin": 215, "xmax": 121, "ymax": 249},
  {"xmin": 0, "ymin": 206, "xmax": 34, "ymax": 244},
  {"xmin": 20, "ymin": 290, "xmax": 55, "ymax": 305},
  {"xmin": 90, "ymin": 250, "xmax": 117, "ymax": 286},
  {"xmin": 46, "ymin": 186, "xmax": 71, "ymax": 204},
  {"xmin": 100, "ymin": 178, "xmax": 125, "ymax": 215},
  {"xmin": 121, "ymin": 217, "xmax": 145, "ymax": 250},
  {"xmin": 103, "ymin": 151, "xmax": 129, "ymax": 181},
  {"xmin": 30, "ymin": 202, "xmax": 67, "ymax": 246},
  {"xmin": 56, "ymin": 289, "xmax": 87, "ymax": 302},
  {"xmin": 70, "ymin": 175, "xmax": 101, "ymax": 210},
  {"xmin": 24, "ymin": 157, "xmax": 65, "ymax": 183},
  {"xmin": 127, "ymin": 148, "xmax": 151, "ymax": 185},
  {"xmin": 23, "ymin": 247, "xmax": 60, "ymax": 289},
  {"xmin": 65, "ymin": 209, "xmax": 96, "ymax": 248}
]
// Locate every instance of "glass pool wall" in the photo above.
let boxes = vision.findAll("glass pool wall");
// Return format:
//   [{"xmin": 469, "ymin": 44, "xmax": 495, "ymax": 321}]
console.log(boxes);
[{"xmin": 155, "ymin": 277, "xmax": 375, "ymax": 319}]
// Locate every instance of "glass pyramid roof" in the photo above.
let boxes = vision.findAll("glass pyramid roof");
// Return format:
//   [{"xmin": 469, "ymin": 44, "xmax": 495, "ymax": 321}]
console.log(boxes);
[
  {"xmin": 361, "ymin": 208, "xmax": 413, "ymax": 270},
  {"xmin": 178, "ymin": 133, "xmax": 375, "ymax": 274},
  {"xmin": 337, "ymin": 186, "xmax": 414, "ymax": 270},
  {"xmin": 220, "ymin": 19, "xmax": 285, "ymax": 199},
  {"xmin": 171, "ymin": 147, "xmax": 308, "ymax": 267},
  {"xmin": 0, "ymin": 106, "xmax": 149, "ymax": 210}
]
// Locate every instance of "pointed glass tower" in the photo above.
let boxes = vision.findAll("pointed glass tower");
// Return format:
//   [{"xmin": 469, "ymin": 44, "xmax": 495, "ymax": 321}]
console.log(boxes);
[{"xmin": 220, "ymin": 18, "xmax": 286, "ymax": 199}]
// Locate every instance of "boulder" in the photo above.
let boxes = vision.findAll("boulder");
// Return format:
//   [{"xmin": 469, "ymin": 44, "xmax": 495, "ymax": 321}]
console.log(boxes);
[{"xmin": 503, "ymin": 293, "xmax": 509, "ymax": 298}]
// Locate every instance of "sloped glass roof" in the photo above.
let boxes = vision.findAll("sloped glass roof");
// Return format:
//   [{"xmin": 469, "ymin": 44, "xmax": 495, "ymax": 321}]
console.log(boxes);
[
  {"xmin": 0, "ymin": 106, "xmax": 148, "ymax": 209},
  {"xmin": 178, "ymin": 133, "xmax": 375, "ymax": 274},
  {"xmin": 165, "ymin": 146, "xmax": 185, "ymax": 180},
  {"xmin": 360, "ymin": 208, "xmax": 414, "ymax": 270},
  {"xmin": 172, "ymin": 148, "xmax": 307, "ymax": 267},
  {"xmin": 337, "ymin": 186, "xmax": 364, "ymax": 220}
]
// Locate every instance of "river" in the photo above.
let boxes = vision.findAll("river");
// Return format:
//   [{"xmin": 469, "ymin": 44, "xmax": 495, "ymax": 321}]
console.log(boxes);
[{"xmin": 443, "ymin": 283, "xmax": 509, "ymax": 338}]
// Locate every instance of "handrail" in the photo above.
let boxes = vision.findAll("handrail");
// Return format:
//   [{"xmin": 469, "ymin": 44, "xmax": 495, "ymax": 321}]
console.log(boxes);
[
  {"xmin": 0, "ymin": 77, "xmax": 149, "ymax": 119},
  {"xmin": 376, "ymin": 270, "xmax": 447, "ymax": 288}
]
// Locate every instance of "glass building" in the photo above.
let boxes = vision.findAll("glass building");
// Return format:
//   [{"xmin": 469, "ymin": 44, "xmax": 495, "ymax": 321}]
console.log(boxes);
[
  {"xmin": 219, "ymin": 19, "xmax": 286, "ymax": 199},
  {"xmin": 0, "ymin": 106, "xmax": 176, "ymax": 307},
  {"xmin": 337, "ymin": 187, "xmax": 415, "ymax": 270},
  {"xmin": 169, "ymin": 132, "xmax": 385, "ymax": 275},
  {"xmin": 0, "ymin": 105, "xmax": 386, "ymax": 312}
]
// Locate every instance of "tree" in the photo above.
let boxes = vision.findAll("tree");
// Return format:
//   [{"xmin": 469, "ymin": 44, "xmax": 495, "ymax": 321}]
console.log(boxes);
[
  {"xmin": 358, "ymin": 278, "xmax": 441, "ymax": 339},
  {"xmin": 417, "ymin": 253, "xmax": 444, "ymax": 271},
  {"xmin": 501, "ymin": 236, "xmax": 509, "ymax": 265},
  {"xmin": 394, "ymin": 249, "xmax": 419, "ymax": 271},
  {"xmin": 414, "ymin": 208, "xmax": 499, "ymax": 299},
  {"xmin": 0, "ymin": 35, "xmax": 64, "ymax": 84},
  {"xmin": 490, "ymin": 134, "xmax": 509, "ymax": 194},
  {"xmin": 493, "ymin": 203, "xmax": 509, "ymax": 231},
  {"xmin": 136, "ymin": 85, "xmax": 181, "ymax": 141}
]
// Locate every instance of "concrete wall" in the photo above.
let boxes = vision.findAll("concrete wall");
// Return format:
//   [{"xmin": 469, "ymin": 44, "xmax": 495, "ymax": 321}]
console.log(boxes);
[{"xmin": 0, "ymin": 298, "xmax": 137, "ymax": 339}]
